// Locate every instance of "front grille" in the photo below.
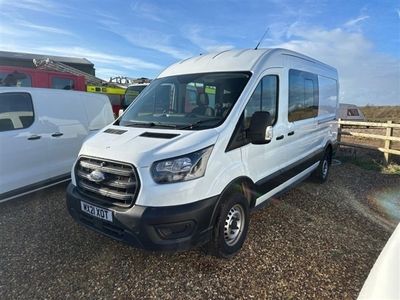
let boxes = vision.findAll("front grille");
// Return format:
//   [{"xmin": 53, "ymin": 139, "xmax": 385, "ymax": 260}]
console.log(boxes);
[{"xmin": 75, "ymin": 156, "xmax": 139, "ymax": 207}]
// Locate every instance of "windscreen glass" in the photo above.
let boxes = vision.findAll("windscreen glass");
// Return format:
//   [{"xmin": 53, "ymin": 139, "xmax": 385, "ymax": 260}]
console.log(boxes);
[
  {"xmin": 119, "ymin": 72, "xmax": 251, "ymax": 130},
  {"xmin": 124, "ymin": 85, "xmax": 147, "ymax": 106}
]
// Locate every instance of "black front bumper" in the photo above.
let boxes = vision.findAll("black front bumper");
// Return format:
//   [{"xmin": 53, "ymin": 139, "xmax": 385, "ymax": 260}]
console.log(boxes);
[{"xmin": 66, "ymin": 183, "xmax": 219, "ymax": 251}]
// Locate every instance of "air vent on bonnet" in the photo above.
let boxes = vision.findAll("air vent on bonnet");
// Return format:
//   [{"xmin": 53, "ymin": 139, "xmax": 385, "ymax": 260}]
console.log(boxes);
[
  {"xmin": 104, "ymin": 128, "xmax": 127, "ymax": 135},
  {"xmin": 139, "ymin": 132, "xmax": 179, "ymax": 139}
]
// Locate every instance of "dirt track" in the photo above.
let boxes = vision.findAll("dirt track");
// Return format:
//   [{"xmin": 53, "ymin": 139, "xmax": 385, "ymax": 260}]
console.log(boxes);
[{"xmin": 0, "ymin": 160, "xmax": 398, "ymax": 299}]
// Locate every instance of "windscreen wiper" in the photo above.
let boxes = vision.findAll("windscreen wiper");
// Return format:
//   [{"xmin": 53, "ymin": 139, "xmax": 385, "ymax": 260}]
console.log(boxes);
[
  {"xmin": 180, "ymin": 118, "xmax": 222, "ymax": 130},
  {"xmin": 123, "ymin": 121, "xmax": 177, "ymax": 129}
]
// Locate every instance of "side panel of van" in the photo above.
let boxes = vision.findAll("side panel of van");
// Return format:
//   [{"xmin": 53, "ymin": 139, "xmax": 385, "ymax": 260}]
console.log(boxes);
[
  {"xmin": 0, "ymin": 92, "xmax": 50, "ymax": 195},
  {"xmin": 33, "ymin": 90, "xmax": 90, "ymax": 179},
  {"xmin": 247, "ymin": 55, "xmax": 338, "ymax": 206},
  {"xmin": 81, "ymin": 94, "xmax": 114, "ymax": 131}
]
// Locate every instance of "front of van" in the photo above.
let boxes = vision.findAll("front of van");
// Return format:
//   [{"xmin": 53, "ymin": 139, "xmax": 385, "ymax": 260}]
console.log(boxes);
[{"xmin": 66, "ymin": 69, "xmax": 253, "ymax": 251}]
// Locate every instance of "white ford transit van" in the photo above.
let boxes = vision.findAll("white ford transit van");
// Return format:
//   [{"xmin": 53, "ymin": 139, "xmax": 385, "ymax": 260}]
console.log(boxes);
[
  {"xmin": 0, "ymin": 88, "xmax": 114, "ymax": 202},
  {"xmin": 66, "ymin": 48, "xmax": 339, "ymax": 257}
]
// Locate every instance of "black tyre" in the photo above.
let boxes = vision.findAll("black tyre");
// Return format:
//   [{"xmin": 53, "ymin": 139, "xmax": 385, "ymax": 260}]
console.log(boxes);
[
  {"xmin": 208, "ymin": 192, "xmax": 250, "ymax": 258},
  {"xmin": 312, "ymin": 149, "xmax": 331, "ymax": 183}
]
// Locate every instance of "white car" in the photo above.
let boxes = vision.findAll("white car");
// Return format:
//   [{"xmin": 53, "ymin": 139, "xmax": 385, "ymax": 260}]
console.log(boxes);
[
  {"xmin": 66, "ymin": 48, "xmax": 339, "ymax": 257},
  {"xmin": 0, "ymin": 88, "xmax": 114, "ymax": 202}
]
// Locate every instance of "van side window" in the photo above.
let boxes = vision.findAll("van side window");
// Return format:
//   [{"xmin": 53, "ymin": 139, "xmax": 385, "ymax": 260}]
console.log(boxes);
[
  {"xmin": 288, "ymin": 69, "xmax": 319, "ymax": 122},
  {"xmin": 0, "ymin": 92, "xmax": 34, "ymax": 132},
  {"xmin": 318, "ymin": 76, "xmax": 337, "ymax": 116},
  {"xmin": 52, "ymin": 77, "xmax": 74, "ymax": 90},
  {"xmin": 244, "ymin": 75, "xmax": 278, "ymax": 128}
]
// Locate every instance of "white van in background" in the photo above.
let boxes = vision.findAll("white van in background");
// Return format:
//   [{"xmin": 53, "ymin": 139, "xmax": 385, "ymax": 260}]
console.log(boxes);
[
  {"xmin": 0, "ymin": 88, "xmax": 114, "ymax": 202},
  {"xmin": 66, "ymin": 48, "xmax": 339, "ymax": 257}
]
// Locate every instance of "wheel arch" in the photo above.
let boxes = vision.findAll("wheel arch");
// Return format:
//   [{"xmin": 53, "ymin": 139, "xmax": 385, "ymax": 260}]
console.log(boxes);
[
  {"xmin": 209, "ymin": 176, "xmax": 257, "ymax": 227},
  {"xmin": 324, "ymin": 141, "xmax": 333, "ymax": 164}
]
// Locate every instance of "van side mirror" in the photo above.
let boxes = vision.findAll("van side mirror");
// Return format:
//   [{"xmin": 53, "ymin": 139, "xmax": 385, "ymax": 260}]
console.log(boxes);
[{"xmin": 247, "ymin": 111, "xmax": 273, "ymax": 144}]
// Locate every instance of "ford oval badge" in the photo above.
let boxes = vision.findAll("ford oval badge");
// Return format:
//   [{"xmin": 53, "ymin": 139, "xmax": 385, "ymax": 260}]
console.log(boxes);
[{"xmin": 88, "ymin": 170, "xmax": 105, "ymax": 183}]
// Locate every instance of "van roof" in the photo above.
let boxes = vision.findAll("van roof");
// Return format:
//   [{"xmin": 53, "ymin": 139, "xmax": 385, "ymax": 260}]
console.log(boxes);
[
  {"xmin": 158, "ymin": 48, "xmax": 336, "ymax": 78},
  {"xmin": 0, "ymin": 87, "xmax": 107, "ymax": 100}
]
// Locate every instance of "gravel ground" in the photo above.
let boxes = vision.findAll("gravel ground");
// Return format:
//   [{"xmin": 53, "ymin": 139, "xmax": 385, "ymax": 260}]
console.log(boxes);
[{"xmin": 0, "ymin": 161, "xmax": 399, "ymax": 299}]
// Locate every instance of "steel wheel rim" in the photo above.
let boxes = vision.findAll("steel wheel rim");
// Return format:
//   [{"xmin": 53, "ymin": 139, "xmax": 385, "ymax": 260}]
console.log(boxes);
[
  {"xmin": 322, "ymin": 159, "xmax": 329, "ymax": 178},
  {"xmin": 224, "ymin": 204, "xmax": 245, "ymax": 246}
]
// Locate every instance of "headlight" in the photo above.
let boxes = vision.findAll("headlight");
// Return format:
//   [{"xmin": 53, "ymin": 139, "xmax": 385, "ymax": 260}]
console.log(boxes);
[{"xmin": 151, "ymin": 146, "xmax": 213, "ymax": 183}]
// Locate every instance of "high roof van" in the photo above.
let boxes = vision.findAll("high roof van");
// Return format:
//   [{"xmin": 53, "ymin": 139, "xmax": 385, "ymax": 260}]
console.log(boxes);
[
  {"xmin": 0, "ymin": 88, "xmax": 114, "ymax": 202},
  {"xmin": 66, "ymin": 48, "xmax": 339, "ymax": 257}
]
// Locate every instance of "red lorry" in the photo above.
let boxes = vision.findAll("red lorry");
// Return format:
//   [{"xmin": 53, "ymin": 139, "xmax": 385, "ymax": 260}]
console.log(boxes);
[{"xmin": 0, "ymin": 66, "xmax": 86, "ymax": 91}]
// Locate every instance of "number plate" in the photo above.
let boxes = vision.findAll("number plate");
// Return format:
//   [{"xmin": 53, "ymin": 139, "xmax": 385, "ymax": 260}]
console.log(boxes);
[{"xmin": 81, "ymin": 201, "xmax": 113, "ymax": 222}]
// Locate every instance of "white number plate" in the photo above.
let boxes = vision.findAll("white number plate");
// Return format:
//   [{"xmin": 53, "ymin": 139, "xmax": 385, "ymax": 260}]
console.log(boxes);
[{"xmin": 81, "ymin": 201, "xmax": 113, "ymax": 222}]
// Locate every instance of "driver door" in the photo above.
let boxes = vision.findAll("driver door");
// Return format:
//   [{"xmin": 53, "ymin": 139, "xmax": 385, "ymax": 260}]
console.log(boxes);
[{"xmin": 240, "ymin": 68, "xmax": 290, "ymax": 203}]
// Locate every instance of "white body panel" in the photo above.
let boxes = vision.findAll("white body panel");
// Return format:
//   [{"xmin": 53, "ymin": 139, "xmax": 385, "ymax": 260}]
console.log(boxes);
[
  {"xmin": 0, "ymin": 88, "xmax": 114, "ymax": 200},
  {"xmin": 358, "ymin": 224, "xmax": 400, "ymax": 300},
  {"xmin": 73, "ymin": 48, "xmax": 339, "ymax": 208}
]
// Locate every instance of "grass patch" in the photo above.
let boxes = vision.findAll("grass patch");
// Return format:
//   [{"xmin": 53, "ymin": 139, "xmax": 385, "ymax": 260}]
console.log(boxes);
[
  {"xmin": 337, "ymin": 155, "xmax": 400, "ymax": 175},
  {"xmin": 360, "ymin": 105, "xmax": 400, "ymax": 123},
  {"xmin": 383, "ymin": 164, "xmax": 400, "ymax": 175}
]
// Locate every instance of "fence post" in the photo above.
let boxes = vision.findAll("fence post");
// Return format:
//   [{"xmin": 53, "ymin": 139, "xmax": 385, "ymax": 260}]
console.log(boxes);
[
  {"xmin": 337, "ymin": 118, "xmax": 342, "ymax": 145},
  {"xmin": 384, "ymin": 120, "xmax": 393, "ymax": 164}
]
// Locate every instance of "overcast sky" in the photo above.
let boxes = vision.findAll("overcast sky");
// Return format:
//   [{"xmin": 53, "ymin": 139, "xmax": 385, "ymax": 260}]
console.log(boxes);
[{"xmin": 0, "ymin": 0, "xmax": 399, "ymax": 105}]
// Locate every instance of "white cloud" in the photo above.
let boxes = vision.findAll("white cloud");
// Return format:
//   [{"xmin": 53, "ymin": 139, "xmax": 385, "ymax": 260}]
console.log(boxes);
[
  {"xmin": 184, "ymin": 26, "xmax": 234, "ymax": 53},
  {"xmin": 130, "ymin": 1, "xmax": 166, "ymax": 22},
  {"xmin": 344, "ymin": 15, "xmax": 370, "ymax": 28},
  {"xmin": 95, "ymin": 67, "xmax": 130, "ymax": 80},
  {"xmin": 0, "ymin": 0, "xmax": 69, "ymax": 16},
  {"xmin": 36, "ymin": 46, "xmax": 163, "ymax": 70},
  {"xmin": 14, "ymin": 20, "xmax": 75, "ymax": 36},
  {"xmin": 0, "ymin": 24, "xmax": 31, "ymax": 37},
  {"xmin": 122, "ymin": 29, "xmax": 192, "ymax": 59},
  {"xmin": 100, "ymin": 21, "xmax": 192, "ymax": 60},
  {"xmin": 273, "ymin": 26, "xmax": 400, "ymax": 105}
]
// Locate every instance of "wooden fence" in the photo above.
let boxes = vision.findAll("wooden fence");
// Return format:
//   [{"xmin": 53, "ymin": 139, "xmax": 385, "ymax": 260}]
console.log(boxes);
[{"xmin": 338, "ymin": 119, "xmax": 400, "ymax": 164}]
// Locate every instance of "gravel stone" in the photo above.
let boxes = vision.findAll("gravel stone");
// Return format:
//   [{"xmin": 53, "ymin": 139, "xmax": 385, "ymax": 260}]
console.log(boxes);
[{"xmin": 0, "ymin": 161, "xmax": 398, "ymax": 299}]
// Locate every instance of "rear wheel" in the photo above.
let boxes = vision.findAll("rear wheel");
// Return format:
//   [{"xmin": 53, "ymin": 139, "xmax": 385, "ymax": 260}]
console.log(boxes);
[
  {"xmin": 208, "ymin": 192, "xmax": 249, "ymax": 258},
  {"xmin": 312, "ymin": 149, "xmax": 331, "ymax": 183}
]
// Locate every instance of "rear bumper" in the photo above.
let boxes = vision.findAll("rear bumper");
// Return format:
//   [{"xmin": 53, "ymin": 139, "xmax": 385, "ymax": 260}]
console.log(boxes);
[{"xmin": 66, "ymin": 183, "xmax": 219, "ymax": 251}]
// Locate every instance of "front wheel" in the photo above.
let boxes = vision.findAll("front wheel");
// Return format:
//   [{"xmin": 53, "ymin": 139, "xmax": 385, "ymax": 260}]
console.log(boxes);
[{"xmin": 208, "ymin": 193, "xmax": 250, "ymax": 258}]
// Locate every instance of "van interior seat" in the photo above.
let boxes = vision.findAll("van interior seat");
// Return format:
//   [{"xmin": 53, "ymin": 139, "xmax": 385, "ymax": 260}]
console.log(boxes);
[{"xmin": 192, "ymin": 93, "xmax": 214, "ymax": 116}]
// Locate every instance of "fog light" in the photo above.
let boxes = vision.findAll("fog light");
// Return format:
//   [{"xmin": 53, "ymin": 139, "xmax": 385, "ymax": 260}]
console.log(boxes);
[{"xmin": 156, "ymin": 221, "xmax": 195, "ymax": 239}]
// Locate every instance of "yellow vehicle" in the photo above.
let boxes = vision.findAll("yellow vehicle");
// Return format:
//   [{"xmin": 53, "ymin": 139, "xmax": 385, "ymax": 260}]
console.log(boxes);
[{"xmin": 86, "ymin": 85, "xmax": 126, "ymax": 115}]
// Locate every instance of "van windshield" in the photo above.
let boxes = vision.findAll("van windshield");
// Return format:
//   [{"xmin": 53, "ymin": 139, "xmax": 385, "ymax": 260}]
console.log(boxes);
[
  {"xmin": 119, "ymin": 72, "xmax": 251, "ymax": 130},
  {"xmin": 124, "ymin": 85, "xmax": 147, "ymax": 107}
]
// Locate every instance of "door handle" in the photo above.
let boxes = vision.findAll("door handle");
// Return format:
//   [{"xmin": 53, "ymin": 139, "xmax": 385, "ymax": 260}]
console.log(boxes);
[
  {"xmin": 51, "ymin": 132, "xmax": 64, "ymax": 137},
  {"xmin": 288, "ymin": 131, "xmax": 295, "ymax": 136},
  {"xmin": 28, "ymin": 135, "xmax": 41, "ymax": 140},
  {"xmin": 276, "ymin": 135, "xmax": 284, "ymax": 140}
]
